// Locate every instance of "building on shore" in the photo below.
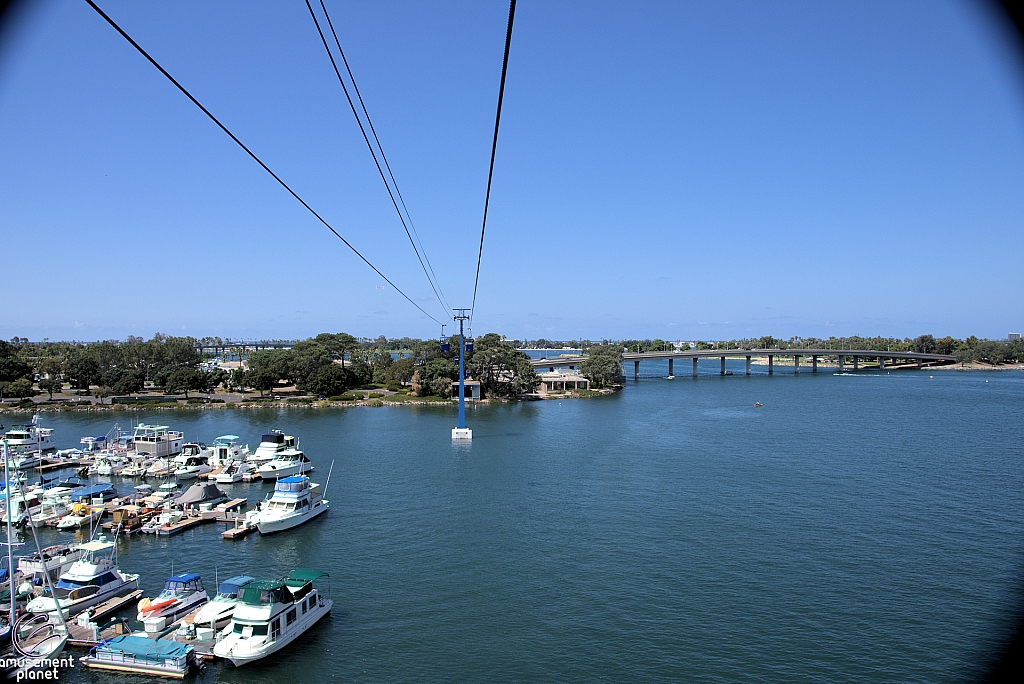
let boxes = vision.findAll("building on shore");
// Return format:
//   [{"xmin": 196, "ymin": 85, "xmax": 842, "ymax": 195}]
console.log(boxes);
[
  {"xmin": 450, "ymin": 379, "xmax": 482, "ymax": 401},
  {"xmin": 537, "ymin": 370, "xmax": 590, "ymax": 395}
]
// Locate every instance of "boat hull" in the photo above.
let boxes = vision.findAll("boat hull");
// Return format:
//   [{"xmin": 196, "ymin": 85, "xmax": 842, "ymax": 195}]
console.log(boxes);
[
  {"xmin": 255, "ymin": 502, "xmax": 329, "ymax": 535},
  {"xmin": 218, "ymin": 600, "xmax": 332, "ymax": 667}
]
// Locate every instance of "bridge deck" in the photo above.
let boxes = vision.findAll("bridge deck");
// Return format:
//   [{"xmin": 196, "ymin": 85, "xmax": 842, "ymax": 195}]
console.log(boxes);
[{"xmin": 531, "ymin": 348, "xmax": 956, "ymax": 368}]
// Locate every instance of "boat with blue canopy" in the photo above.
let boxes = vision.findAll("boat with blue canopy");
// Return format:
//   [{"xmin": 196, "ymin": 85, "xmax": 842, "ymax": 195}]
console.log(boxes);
[{"xmin": 80, "ymin": 634, "xmax": 196, "ymax": 678}]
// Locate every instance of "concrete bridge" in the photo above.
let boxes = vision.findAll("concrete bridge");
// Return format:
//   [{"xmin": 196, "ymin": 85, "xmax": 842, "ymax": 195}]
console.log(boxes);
[{"xmin": 531, "ymin": 349, "xmax": 958, "ymax": 378}]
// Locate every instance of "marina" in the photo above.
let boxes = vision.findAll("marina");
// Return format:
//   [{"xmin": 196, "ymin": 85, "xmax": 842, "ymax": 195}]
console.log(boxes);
[{"xmin": 0, "ymin": 369, "xmax": 1020, "ymax": 682}]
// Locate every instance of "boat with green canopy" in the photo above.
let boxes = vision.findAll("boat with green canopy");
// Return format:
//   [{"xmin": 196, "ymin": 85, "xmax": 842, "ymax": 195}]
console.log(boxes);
[{"xmin": 213, "ymin": 568, "xmax": 331, "ymax": 666}]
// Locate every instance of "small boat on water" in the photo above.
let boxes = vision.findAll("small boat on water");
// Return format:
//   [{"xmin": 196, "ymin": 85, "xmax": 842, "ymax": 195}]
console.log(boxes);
[
  {"xmin": 208, "ymin": 435, "xmax": 247, "ymax": 468},
  {"xmin": 191, "ymin": 576, "xmax": 254, "ymax": 630},
  {"xmin": 80, "ymin": 634, "xmax": 197, "ymax": 678},
  {"xmin": 248, "ymin": 476, "xmax": 328, "ymax": 535},
  {"xmin": 140, "ymin": 510, "xmax": 184, "ymax": 534},
  {"xmin": 145, "ymin": 458, "xmax": 174, "ymax": 478},
  {"xmin": 173, "ymin": 455, "xmax": 211, "ymax": 480},
  {"xmin": 69, "ymin": 483, "xmax": 117, "ymax": 504},
  {"xmin": 215, "ymin": 460, "xmax": 253, "ymax": 484},
  {"xmin": 213, "ymin": 569, "xmax": 331, "ymax": 667},
  {"xmin": 106, "ymin": 505, "xmax": 151, "ymax": 535},
  {"xmin": 25, "ymin": 540, "xmax": 140, "ymax": 618},
  {"xmin": 137, "ymin": 573, "xmax": 209, "ymax": 632},
  {"xmin": 3, "ymin": 415, "xmax": 55, "ymax": 454},
  {"xmin": 17, "ymin": 544, "xmax": 85, "ymax": 583}
]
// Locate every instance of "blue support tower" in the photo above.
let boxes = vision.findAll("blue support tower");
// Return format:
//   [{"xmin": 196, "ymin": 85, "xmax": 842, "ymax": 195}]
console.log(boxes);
[{"xmin": 452, "ymin": 310, "xmax": 472, "ymax": 440}]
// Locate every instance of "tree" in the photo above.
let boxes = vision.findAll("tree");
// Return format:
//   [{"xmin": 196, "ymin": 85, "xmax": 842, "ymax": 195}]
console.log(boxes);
[
  {"xmin": 112, "ymin": 370, "xmax": 145, "ymax": 396},
  {"xmin": 467, "ymin": 333, "xmax": 539, "ymax": 397},
  {"xmin": 165, "ymin": 368, "xmax": 203, "ymax": 399},
  {"xmin": 913, "ymin": 334, "xmax": 936, "ymax": 354},
  {"xmin": 580, "ymin": 345, "xmax": 623, "ymax": 388},
  {"xmin": 37, "ymin": 357, "xmax": 64, "ymax": 399},
  {"xmin": 384, "ymin": 357, "xmax": 415, "ymax": 385},
  {"xmin": 0, "ymin": 355, "xmax": 31, "ymax": 383},
  {"xmin": 229, "ymin": 367, "xmax": 250, "ymax": 392},
  {"xmin": 289, "ymin": 341, "xmax": 333, "ymax": 389},
  {"xmin": 66, "ymin": 353, "xmax": 101, "ymax": 390},
  {"xmin": 304, "ymin": 363, "xmax": 350, "ymax": 397},
  {"xmin": 5, "ymin": 377, "xmax": 35, "ymax": 398},
  {"xmin": 248, "ymin": 368, "xmax": 279, "ymax": 398},
  {"xmin": 38, "ymin": 376, "xmax": 62, "ymax": 399}
]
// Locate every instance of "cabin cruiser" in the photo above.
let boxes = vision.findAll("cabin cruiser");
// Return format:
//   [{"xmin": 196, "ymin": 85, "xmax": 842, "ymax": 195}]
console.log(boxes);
[
  {"xmin": 137, "ymin": 573, "xmax": 209, "ymax": 632},
  {"xmin": 248, "ymin": 476, "xmax": 328, "ymax": 534},
  {"xmin": 69, "ymin": 483, "xmax": 117, "ymax": 503},
  {"xmin": 247, "ymin": 431, "xmax": 296, "ymax": 467},
  {"xmin": 173, "ymin": 456, "xmax": 211, "ymax": 480},
  {"xmin": 191, "ymin": 576, "xmax": 254, "ymax": 630},
  {"xmin": 25, "ymin": 540, "xmax": 140, "ymax": 618},
  {"xmin": 213, "ymin": 569, "xmax": 331, "ymax": 667},
  {"xmin": 7, "ymin": 451, "xmax": 42, "ymax": 470},
  {"xmin": 3, "ymin": 416, "xmax": 55, "ymax": 453},
  {"xmin": 0, "ymin": 491, "xmax": 43, "ymax": 526},
  {"xmin": 93, "ymin": 453, "xmax": 127, "ymax": 476},
  {"xmin": 17, "ymin": 544, "xmax": 85, "ymax": 583},
  {"xmin": 132, "ymin": 425, "xmax": 183, "ymax": 460},
  {"xmin": 29, "ymin": 500, "xmax": 70, "ymax": 528},
  {"xmin": 120, "ymin": 458, "xmax": 153, "ymax": 478},
  {"xmin": 256, "ymin": 451, "xmax": 312, "ymax": 480},
  {"xmin": 215, "ymin": 460, "xmax": 253, "ymax": 484},
  {"xmin": 208, "ymin": 435, "xmax": 247, "ymax": 468}
]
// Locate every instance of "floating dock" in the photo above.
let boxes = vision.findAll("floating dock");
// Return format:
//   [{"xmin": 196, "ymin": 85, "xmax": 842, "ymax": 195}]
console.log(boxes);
[
  {"xmin": 156, "ymin": 516, "xmax": 208, "ymax": 536},
  {"xmin": 221, "ymin": 521, "xmax": 257, "ymax": 540},
  {"xmin": 67, "ymin": 589, "xmax": 144, "ymax": 647}
]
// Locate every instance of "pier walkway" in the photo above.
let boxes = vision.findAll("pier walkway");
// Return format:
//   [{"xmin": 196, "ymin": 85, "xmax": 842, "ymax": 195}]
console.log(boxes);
[{"xmin": 531, "ymin": 348, "xmax": 957, "ymax": 378}]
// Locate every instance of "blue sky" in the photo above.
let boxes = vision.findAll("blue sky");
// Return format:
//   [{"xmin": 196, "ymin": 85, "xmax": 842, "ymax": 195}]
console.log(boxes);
[{"xmin": 2, "ymin": 0, "xmax": 1023, "ymax": 342}]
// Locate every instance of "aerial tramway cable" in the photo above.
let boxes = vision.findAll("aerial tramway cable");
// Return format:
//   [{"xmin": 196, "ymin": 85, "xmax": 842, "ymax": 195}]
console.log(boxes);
[
  {"xmin": 313, "ymin": 0, "xmax": 452, "ymax": 315},
  {"xmin": 304, "ymin": 0, "xmax": 450, "ymax": 320},
  {"xmin": 470, "ymin": 0, "xmax": 517, "ymax": 324},
  {"xmin": 83, "ymin": 0, "xmax": 443, "ymax": 326}
]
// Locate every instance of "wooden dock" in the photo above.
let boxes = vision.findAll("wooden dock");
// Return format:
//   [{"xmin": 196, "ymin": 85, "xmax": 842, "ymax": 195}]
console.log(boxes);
[
  {"xmin": 66, "ymin": 589, "xmax": 143, "ymax": 647},
  {"xmin": 67, "ymin": 599, "xmax": 217, "ymax": 661},
  {"xmin": 156, "ymin": 515, "xmax": 210, "ymax": 536},
  {"xmin": 222, "ymin": 521, "xmax": 257, "ymax": 540}
]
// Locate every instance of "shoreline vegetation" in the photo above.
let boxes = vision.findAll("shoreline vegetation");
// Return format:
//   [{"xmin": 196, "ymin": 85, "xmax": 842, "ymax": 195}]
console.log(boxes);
[{"xmin": 1, "ymin": 332, "xmax": 1020, "ymax": 415}]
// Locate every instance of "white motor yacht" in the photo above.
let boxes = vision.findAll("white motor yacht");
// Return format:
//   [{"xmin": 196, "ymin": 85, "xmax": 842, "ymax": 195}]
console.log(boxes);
[
  {"xmin": 25, "ymin": 540, "xmax": 140, "ymax": 618},
  {"xmin": 246, "ymin": 431, "xmax": 295, "ymax": 467},
  {"xmin": 17, "ymin": 544, "xmax": 85, "ymax": 583},
  {"xmin": 0, "ymin": 491, "xmax": 43, "ymax": 526},
  {"xmin": 215, "ymin": 460, "xmax": 253, "ymax": 484},
  {"xmin": 256, "ymin": 451, "xmax": 312, "ymax": 480},
  {"xmin": 132, "ymin": 424, "xmax": 184, "ymax": 460},
  {"xmin": 208, "ymin": 435, "xmax": 247, "ymax": 468},
  {"xmin": 248, "ymin": 476, "xmax": 328, "ymax": 534},
  {"xmin": 140, "ymin": 509, "xmax": 184, "ymax": 534},
  {"xmin": 192, "ymin": 576, "xmax": 254, "ymax": 630},
  {"xmin": 144, "ymin": 458, "xmax": 174, "ymax": 478},
  {"xmin": 29, "ymin": 500, "xmax": 70, "ymax": 528},
  {"xmin": 94, "ymin": 453, "xmax": 126, "ymax": 476},
  {"xmin": 173, "ymin": 456, "xmax": 210, "ymax": 480},
  {"xmin": 137, "ymin": 573, "xmax": 209, "ymax": 632},
  {"xmin": 3, "ymin": 415, "xmax": 55, "ymax": 453},
  {"xmin": 212, "ymin": 569, "xmax": 331, "ymax": 667},
  {"xmin": 120, "ymin": 458, "xmax": 153, "ymax": 478}
]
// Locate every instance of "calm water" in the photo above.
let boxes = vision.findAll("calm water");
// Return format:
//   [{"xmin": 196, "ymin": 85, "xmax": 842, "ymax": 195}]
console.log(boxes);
[{"xmin": 31, "ymin": 367, "xmax": 1024, "ymax": 682}]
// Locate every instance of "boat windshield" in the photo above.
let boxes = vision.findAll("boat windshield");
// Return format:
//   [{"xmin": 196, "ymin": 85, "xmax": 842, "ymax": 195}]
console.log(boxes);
[{"xmin": 232, "ymin": 622, "xmax": 269, "ymax": 636}]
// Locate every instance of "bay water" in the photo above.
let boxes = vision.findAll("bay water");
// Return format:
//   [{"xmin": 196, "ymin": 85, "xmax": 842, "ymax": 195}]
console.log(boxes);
[{"xmin": 32, "ymin": 365, "xmax": 1024, "ymax": 682}]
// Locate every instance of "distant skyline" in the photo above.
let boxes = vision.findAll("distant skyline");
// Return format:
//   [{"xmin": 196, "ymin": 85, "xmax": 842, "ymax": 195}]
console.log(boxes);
[{"xmin": 2, "ymin": 1, "xmax": 1023, "ymax": 342}]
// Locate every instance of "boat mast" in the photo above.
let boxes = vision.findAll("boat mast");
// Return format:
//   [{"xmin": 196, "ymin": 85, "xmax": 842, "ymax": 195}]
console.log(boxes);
[
  {"xmin": 322, "ymin": 460, "xmax": 335, "ymax": 498},
  {"xmin": 3, "ymin": 439, "xmax": 16, "ymax": 619}
]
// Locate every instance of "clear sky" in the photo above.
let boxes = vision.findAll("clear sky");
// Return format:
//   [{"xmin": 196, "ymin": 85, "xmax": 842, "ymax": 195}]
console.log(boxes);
[{"xmin": 2, "ymin": 0, "xmax": 1023, "ymax": 343}]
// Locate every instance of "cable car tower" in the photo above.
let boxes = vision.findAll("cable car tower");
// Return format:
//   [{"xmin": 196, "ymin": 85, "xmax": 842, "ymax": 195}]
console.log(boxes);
[{"xmin": 451, "ymin": 309, "xmax": 472, "ymax": 440}]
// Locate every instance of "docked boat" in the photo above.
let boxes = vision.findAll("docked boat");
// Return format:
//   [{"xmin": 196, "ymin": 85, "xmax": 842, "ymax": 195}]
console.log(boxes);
[
  {"xmin": 176, "ymin": 482, "xmax": 228, "ymax": 510},
  {"xmin": 140, "ymin": 509, "xmax": 184, "ymax": 534},
  {"xmin": 144, "ymin": 458, "xmax": 174, "ymax": 478},
  {"xmin": 132, "ymin": 424, "xmax": 184, "ymax": 459},
  {"xmin": 3, "ymin": 416, "xmax": 55, "ymax": 453},
  {"xmin": 215, "ymin": 460, "xmax": 253, "ymax": 484},
  {"xmin": 208, "ymin": 435, "xmax": 247, "ymax": 468},
  {"xmin": 120, "ymin": 458, "xmax": 153, "ymax": 478},
  {"xmin": 106, "ymin": 505, "xmax": 152, "ymax": 535},
  {"xmin": 80, "ymin": 634, "xmax": 197, "ymax": 678},
  {"xmin": 29, "ymin": 500, "xmax": 69, "ymax": 528},
  {"xmin": 212, "ymin": 569, "xmax": 331, "ymax": 667},
  {"xmin": 0, "ymin": 491, "xmax": 43, "ymax": 526},
  {"xmin": 248, "ymin": 476, "xmax": 328, "ymax": 535},
  {"xmin": 55, "ymin": 503, "xmax": 103, "ymax": 530},
  {"xmin": 94, "ymin": 453, "xmax": 127, "ymax": 476},
  {"xmin": 25, "ymin": 540, "xmax": 140, "ymax": 618},
  {"xmin": 247, "ymin": 431, "xmax": 295, "ymax": 467},
  {"xmin": 173, "ymin": 456, "xmax": 210, "ymax": 480},
  {"xmin": 17, "ymin": 544, "xmax": 85, "ymax": 583},
  {"xmin": 191, "ymin": 576, "xmax": 254, "ymax": 630},
  {"xmin": 137, "ymin": 573, "xmax": 209, "ymax": 632},
  {"xmin": 256, "ymin": 451, "xmax": 312, "ymax": 480},
  {"xmin": 7, "ymin": 451, "xmax": 42, "ymax": 470},
  {"xmin": 69, "ymin": 483, "xmax": 117, "ymax": 503}
]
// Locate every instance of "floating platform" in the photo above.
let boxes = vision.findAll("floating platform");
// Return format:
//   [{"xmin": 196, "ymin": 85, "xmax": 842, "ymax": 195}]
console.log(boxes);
[
  {"xmin": 155, "ymin": 516, "xmax": 210, "ymax": 536},
  {"xmin": 67, "ymin": 589, "xmax": 143, "ymax": 647},
  {"xmin": 222, "ymin": 522, "xmax": 256, "ymax": 540}
]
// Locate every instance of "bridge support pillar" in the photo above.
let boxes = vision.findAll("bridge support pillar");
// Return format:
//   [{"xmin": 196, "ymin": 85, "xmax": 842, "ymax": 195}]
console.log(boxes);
[
  {"xmin": 746, "ymin": 356, "xmax": 751, "ymax": 375},
  {"xmin": 768, "ymin": 355, "xmax": 774, "ymax": 374},
  {"xmin": 693, "ymin": 358, "xmax": 698, "ymax": 377},
  {"xmin": 794, "ymin": 355, "xmax": 801, "ymax": 374},
  {"xmin": 879, "ymin": 357, "xmax": 885, "ymax": 370},
  {"xmin": 668, "ymin": 359, "xmax": 673, "ymax": 377},
  {"xmin": 917, "ymin": 359, "xmax": 922, "ymax": 369},
  {"xmin": 720, "ymin": 357, "xmax": 726, "ymax": 375},
  {"xmin": 854, "ymin": 356, "xmax": 859, "ymax": 371},
  {"xmin": 812, "ymin": 355, "xmax": 818, "ymax": 372},
  {"xmin": 634, "ymin": 360, "xmax": 640, "ymax": 380},
  {"xmin": 838, "ymin": 355, "xmax": 844, "ymax": 371}
]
